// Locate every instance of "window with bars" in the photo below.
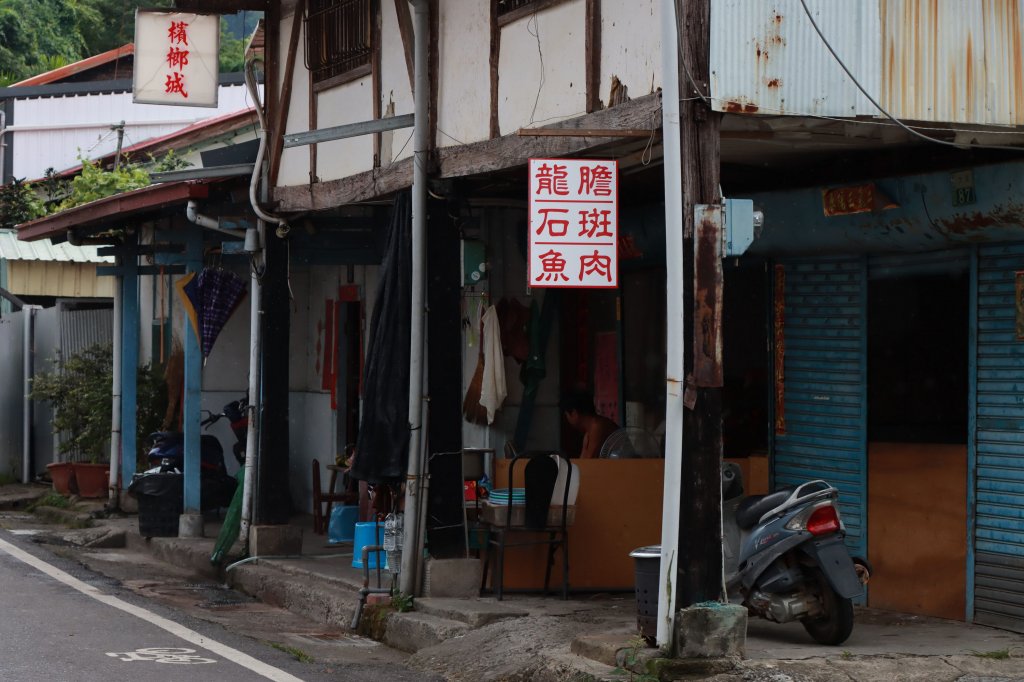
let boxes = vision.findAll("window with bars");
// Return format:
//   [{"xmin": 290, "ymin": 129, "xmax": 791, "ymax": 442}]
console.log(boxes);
[
  {"xmin": 496, "ymin": 0, "xmax": 538, "ymax": 16},
  {"xmin": 306, "ymin": 0, "xmax": 373, "ymax": 85}
]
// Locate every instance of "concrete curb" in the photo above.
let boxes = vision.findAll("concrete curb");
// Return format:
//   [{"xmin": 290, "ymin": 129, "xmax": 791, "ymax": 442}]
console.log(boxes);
[{"xmin": 32, "ymin": 505, "xmax": 94, "ymax": 527}]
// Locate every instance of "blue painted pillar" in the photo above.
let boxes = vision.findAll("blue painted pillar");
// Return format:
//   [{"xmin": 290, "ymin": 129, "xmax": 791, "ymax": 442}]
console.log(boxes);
[
  {"xmin": 182, "ymin": 230, "xmax": 203, "ymax": 514},
  {"xmin": 120, "ymin": 250, "xmax": 139, "ymax": 483}
]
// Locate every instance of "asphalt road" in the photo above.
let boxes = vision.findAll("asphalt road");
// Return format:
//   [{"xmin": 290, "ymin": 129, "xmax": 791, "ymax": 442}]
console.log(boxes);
[{"xmin": 0, "ymin": 531, "xmax": 434, "ymax": 682}]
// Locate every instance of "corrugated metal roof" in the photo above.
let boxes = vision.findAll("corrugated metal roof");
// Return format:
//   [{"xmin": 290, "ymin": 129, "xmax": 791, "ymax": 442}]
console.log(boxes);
[
  {"xmin": 711, "ymin": 0, "xmax": 1024, "ymax": 125},
  {"xmin": 0, "ymin": 230, "xmax": 113, "ymax": 264}
]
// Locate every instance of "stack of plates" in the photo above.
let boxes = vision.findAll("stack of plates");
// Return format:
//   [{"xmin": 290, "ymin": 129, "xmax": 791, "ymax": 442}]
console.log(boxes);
[{"xmin": 488, "ymin": 488, "xmax": 525, "ymax": 505}]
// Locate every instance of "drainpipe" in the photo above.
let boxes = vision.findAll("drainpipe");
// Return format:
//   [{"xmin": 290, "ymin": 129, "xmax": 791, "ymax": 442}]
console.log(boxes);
[
  {"xmin": 109, "ymin": 275, "xmax": 123, "ymax": 508},
  {"xmin": 239, "ymin": 55, "xmax": 286, "ymax": 549},
  {"xmin": 22, "ymin": 305, "xmax": 40, "ymax": 483},
  {"xmin": 240, "ymin": 220, "xmax": 263, "ymax": 547},
  {"xmin": 658, "ymin": 0, "xmax": 686, "ymax": 649},
  {"xmin": 1, "ymin": 110, "xmax": 7, "ymax": 185},
  {"xmin": 186, "ymin": 200, "xmax": 249, "ymax": 238},
  {"xmin": 400, "ymin": 0, "xmax": 429, "ymax": 597}
]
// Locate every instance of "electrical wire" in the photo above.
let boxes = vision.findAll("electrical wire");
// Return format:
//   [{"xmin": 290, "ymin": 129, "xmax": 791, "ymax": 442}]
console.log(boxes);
[
  {"xmin": 526, "ymin": 12, "xmax": 546, "ymax": 125},
  {"xmin": 797, "ymin": 0, "xmax": 1024, "ymax": 153}
]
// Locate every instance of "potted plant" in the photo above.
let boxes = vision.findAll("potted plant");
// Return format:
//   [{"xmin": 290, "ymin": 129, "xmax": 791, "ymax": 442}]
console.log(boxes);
[{"xmin": 32, "ymin": 344, "xmax": 166, "ymax": 498}]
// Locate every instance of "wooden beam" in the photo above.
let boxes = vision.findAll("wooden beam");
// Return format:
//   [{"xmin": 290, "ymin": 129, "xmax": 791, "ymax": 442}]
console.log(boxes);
[
  {"xmin": 394, "ymin": 0, "xmax": 416, "ymax": 90},
  {"xmin": 489, "ymin": 0, "xmax": 500, "ymax": 138},
  {"xmin": 373, "ymin": 0, "xmax": 383, "ymax": 167},
  {"xmin": 440, "ymin": 93, "xmax": 661, "ymax": 178},
  {"xmin": 272, "ymin": 93, "xmax": 661, "ymax": 211},
  {"xmin": 516, "ymin": 127, "xmax": 654, "ymax": 138},
  {"xmin": 429, "ymin": 0, "xmax": 439, "ymax": 150},
  {"xmin": 585, "ymin": 0, "xmax": 601, "ymax": 113},
  {"xmin": 274, "ymin": 157, "xmax": 414, "ymax": 211},
  {"xmin": 269, "ymin": 0, "xmax": 306, "ymax": 186},
  {"xmin": 676, "ymin": 0, "xmax": 725, "ymax": 609}
]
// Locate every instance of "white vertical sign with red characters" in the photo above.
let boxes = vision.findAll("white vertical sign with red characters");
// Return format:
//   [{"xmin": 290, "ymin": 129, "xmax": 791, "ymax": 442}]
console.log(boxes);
[
  {"xmin": 133, "ymin": 11, "xmax": 220, "ymax": 108},
  {"xmin": 528, "ymin": 158, "xmax": 618, "ymax": 289}
]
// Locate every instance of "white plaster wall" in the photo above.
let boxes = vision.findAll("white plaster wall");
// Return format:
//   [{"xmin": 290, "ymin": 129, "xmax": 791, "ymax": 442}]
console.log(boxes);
[
  {"xmin": 380, "ymin": 0, "xmax": 416, "ymax": 165},
  {"xmin": 600, "ymin": 0, "xmax": 661, "ymax": 106},
  {"xmin": 315, "ymin": 80, "xmax": 376, "ymax": 181},
  {"xmin": 276, "ymin": 10, "xmax": 314, "ymax": 187},
  {"xmin": 437, "ymin": 0, "xmax": 491, "ymax": 147},
  {"xmin": 288, "ymin": 390, "xmax": 334, "ymax": 512},
  {"xmin": 498, "ymin": 0, "xmax": 587, "ymax": 133}
]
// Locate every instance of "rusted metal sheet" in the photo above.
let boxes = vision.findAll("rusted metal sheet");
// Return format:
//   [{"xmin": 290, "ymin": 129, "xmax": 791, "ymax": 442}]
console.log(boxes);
[
  {"xmin": 693, "ymin": 204, "xmax": 723, "ymax": 388},
  {"xmin": 773, "ymin": 264, "xmax": 786, "ymax": 435},
  {"xmin": 711, "ymin": 0, "xmax": 879, "ymax": 117},
  {"xmin": 711, "ymin": 0, "xmax": 1024, "ymax": 125}
]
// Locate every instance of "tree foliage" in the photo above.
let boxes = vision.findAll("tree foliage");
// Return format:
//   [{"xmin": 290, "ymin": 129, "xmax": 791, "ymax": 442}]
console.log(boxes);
[
  {"xmin": 0, "ymin": 1, "xmax": 259, "ymax": 85},
  {"xmin": 0, "ymin": 178, "xmax": 44, "ymax": 229}
]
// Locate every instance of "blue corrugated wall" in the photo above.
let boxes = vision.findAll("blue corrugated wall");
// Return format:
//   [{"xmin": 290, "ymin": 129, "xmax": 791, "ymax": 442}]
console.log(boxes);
[
  {"xmin": 774, "ymin": 256, "xmax": 868, "ymax": 560},
  {"xmin": 973, "ymin": 243, "xmax": 1024, "ymax": 632}
]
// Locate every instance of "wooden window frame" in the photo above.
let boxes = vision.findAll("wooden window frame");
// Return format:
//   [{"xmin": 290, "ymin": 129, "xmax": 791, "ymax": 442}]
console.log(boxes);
[
  {"xmin": 497, "ymin": 0, "xmax": 574, "ymax": 27},
  {"xmin": 306, "ymin": 0, "xmax": 375, "ymax": 91}
]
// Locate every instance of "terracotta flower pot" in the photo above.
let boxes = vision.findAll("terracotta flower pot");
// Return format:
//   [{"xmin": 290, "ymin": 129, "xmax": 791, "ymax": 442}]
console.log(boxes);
[
  {"xmin": 46, "ymin": 462, "xmax": 76, "ymax": 496},
  {"xmin": 71, "ymin": 462, "xmax": 109, "ymax": 498}
]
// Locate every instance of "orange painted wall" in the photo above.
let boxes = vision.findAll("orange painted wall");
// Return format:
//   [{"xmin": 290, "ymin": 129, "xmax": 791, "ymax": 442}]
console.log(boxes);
[
  {"xmin": 486, "ymin": 456, "xmax": 769, "ymax": 591},
  {"xmin": 867, "ymin": 442, "xmax": 967, "ymax": 620},
  {"xmin": 491, "ymin": 459, "xmax": 664, "ymax": 590}
]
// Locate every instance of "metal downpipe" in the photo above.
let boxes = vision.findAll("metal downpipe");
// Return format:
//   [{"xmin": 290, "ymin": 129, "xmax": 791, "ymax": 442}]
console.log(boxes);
[
  {"xmin": 400, "ymin": 0, "xmax": 430, "ymax": 597},
  {"xmin": 108, "ymin": 277, "xmax": 123, "ymax": 507},
  {"xmin": 657, "ymin": 0, "xmax": 686, "ymax": 650}
]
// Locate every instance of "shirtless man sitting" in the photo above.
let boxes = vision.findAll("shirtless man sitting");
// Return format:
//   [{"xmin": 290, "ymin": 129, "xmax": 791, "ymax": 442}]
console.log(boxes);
[{"xmin": 560, "ymin": 390, "xmax": 619, "ymax": 459}]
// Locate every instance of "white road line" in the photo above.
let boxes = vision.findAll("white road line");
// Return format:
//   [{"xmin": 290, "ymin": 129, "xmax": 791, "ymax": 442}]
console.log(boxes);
[{"xmin": 0, "ymin": 536, "xmax": 305, "ymax": 682}]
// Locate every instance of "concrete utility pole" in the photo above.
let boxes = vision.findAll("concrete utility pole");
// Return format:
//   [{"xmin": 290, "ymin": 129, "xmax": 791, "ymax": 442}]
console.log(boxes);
[{"xmin": 675, "ymin": 0, "xmax": 725, "ymax": 607}]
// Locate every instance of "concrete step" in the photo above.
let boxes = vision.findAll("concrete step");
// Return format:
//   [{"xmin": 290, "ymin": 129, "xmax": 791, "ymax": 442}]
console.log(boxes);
[
  {"xmin": 415, "ymin": 597, "xmax": 528, "ymax": 627},
  {"xmin": 0, "ymin": 484, "xmax": 49, "ymax": 510},
  {"xmin": 383, "ymin": 611, "xmax": 471, "ymax": 653}
]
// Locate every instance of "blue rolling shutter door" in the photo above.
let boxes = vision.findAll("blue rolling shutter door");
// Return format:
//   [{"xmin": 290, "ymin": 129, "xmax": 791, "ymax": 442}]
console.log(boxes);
[
  {"xmin": 974, "ymin": 243, "xmax": 1024, "ymax": 632},
  {"xmin": 775, "ymin": 257, "xmax": 867, "ymax": 560}
]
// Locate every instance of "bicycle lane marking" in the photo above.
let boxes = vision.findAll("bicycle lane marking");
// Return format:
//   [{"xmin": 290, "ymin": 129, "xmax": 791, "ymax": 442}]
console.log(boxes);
[{"xmin": 0, "ymin": 536, "xmax": 304, "ymax": 682}]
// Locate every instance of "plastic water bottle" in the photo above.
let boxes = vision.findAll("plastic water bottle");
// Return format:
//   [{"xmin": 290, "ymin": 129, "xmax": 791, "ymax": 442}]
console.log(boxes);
[{"xmin": 384, "ymin": 512, "xmax": 404, "ymax": 574}]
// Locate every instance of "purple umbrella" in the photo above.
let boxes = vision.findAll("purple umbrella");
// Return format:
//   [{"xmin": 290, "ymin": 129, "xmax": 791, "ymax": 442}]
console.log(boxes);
[{"xmin": 175, "ymin": 268, "xmax": 247, "ymax": 359}]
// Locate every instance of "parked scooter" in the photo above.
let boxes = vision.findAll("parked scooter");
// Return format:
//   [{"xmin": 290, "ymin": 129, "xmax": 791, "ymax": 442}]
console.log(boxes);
[
  {"xmin": 722, "ymin": 463, "xmax": 869, "ymax": 645},
  {"xmin": 145, "ymin": 397, "xmax": 248, "ymax": 510}
]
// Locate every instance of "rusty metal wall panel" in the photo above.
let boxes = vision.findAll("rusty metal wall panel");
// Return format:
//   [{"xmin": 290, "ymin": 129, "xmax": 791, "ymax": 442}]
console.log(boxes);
[
  {"xmin": 880, "ymin": 0, "xmax": 1024, "ymax": 124},
  {"xmin": 711, "ymin": 0, "xmax": 880, "ymax": 117},
  {"xmin": 712, "ymin": 0, "xmax": 1024, "ymax": 125}
]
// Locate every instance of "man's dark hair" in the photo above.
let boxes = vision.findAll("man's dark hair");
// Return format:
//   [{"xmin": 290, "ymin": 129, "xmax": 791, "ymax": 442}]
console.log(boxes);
[{"xmin": 560, "ymin": 389, "xmax": 596, "ymax": 415}]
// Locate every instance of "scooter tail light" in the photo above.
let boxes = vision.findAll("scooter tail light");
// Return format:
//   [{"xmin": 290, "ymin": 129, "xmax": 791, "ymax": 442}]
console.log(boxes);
[{"xmin": 806, "ymin": 505, "xmax": 841, "ymax": 536}]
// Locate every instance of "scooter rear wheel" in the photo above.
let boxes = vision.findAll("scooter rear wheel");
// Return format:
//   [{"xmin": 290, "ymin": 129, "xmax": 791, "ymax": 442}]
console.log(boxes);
[{"xmin": 801, "ymin": 568, "xmax": 854, "ymax": 645}]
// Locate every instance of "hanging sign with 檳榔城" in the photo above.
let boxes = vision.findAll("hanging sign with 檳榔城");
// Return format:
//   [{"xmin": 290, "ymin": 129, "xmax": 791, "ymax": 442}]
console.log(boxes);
[
  {"xmin": 528, "ymin": 158, "xmax": 618, "ymax": 288},
  {"xmin": 133, "ymin": 10, "xmax": 220, "ymax": 108}
]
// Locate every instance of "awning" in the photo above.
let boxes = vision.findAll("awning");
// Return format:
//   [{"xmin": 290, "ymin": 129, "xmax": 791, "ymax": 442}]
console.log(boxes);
[{"xmin": 16, "ymin": 181, "xmax": 213, "ymax": 242}]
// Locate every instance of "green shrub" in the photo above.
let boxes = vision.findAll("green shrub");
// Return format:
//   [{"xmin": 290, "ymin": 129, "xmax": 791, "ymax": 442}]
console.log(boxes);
[{"xmin": 31, "ymin": 344, "xmax": 167, "ymax": 464}]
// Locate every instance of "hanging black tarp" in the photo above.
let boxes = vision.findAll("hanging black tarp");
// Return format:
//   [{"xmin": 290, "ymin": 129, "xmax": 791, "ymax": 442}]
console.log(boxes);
[{"xmin": 352, "ymin": 192, "xmax": 411, "ymax": 484}]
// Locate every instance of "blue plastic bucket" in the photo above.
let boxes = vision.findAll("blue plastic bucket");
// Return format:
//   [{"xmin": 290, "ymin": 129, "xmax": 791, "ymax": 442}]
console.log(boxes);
[
  {"xmin": 328, "ymin": 505, "xmax": 358, "ymax": 544},
  {"xmin": 352, "ymin": 521, "xmax": 387, "ymax": 569}
]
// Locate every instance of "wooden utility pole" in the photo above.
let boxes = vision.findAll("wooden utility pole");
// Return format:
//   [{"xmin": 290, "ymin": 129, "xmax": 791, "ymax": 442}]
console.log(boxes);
[{"xmin": 676, "ymin": 0, "xmax": 724, "ymax": 606}]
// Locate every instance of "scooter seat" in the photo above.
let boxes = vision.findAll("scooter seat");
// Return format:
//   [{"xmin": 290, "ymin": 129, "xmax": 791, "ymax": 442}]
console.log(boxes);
[{"xmin": 735, "ymin": 487, "xmax": 794, "ymax": 530}]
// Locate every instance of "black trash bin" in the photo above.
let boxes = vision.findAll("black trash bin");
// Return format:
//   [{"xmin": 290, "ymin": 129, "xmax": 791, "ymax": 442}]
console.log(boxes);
[
  {"xmin": 629, "ymin": 545, "xmax": 661, "ymax": 643},
  {"xmin": 128, "ymin": 472, "xmax": 183, "ymax": 538}
]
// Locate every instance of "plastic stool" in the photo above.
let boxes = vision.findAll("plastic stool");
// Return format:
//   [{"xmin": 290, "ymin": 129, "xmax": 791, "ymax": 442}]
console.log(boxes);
[
  {"xmin": 328, "ymin": 505, "xmax": 358, "ymax": 544},
  {"xmin": 352, "ymin": 521, "xmax": 387, "ymax": 569}
]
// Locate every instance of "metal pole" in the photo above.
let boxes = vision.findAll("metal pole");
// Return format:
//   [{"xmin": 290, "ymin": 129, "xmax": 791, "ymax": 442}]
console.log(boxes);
[
  {"xmin": 400, "ymin": 0, "xmax": 429, "ymax": 597},
  {"xmin": 657, "ymin": 0, "xmax": 685, "ymax": 649},
  {"xmin": 240, "ymin": 220, "xmax": 264, "ymax": 547},
  {"xmin": 22, "ymin": 306, "xmax": 39, "ymax": 483},
  {"xmin": 108, "ymin": 275, "xmax": 123, "ymax": 507}
]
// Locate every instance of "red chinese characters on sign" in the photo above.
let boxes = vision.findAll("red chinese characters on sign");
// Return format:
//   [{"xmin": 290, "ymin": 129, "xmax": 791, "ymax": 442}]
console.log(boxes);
[
  {"xmin": 822, "ymin": 183, "xmax": 875, "ymax": 217},
  {"xmin": 529, "ymin": 158, "xmax": 618, "ymax": 288},
  {"xmin": 164, "ymin": 20, "xmax": 190, "ymax": 98}
]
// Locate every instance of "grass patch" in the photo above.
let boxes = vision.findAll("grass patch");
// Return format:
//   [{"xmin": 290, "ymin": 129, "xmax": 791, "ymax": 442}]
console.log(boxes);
[
  {"xmin": 27, "ymin": 492, "xmax": 71, "ymax": 511},
  {"xmin": 840, "ymin": 650, "xmax": 853, "ymax": 660},
  {"xmin": 968, "ymin": 648, "xmax": 1011, "ymax": 660},
  {"xmin": 269, "ymin": 642, "xmax": 313, "ymax": 663}
]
